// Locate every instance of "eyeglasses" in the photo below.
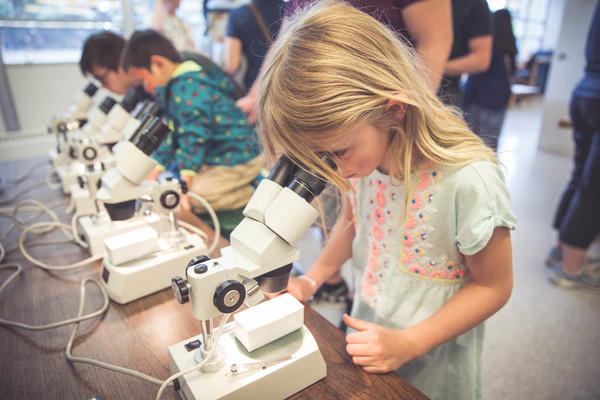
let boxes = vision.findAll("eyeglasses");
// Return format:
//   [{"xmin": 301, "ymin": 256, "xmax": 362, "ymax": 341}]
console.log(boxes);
[{"xmin": 93, "ymin": 68, "xmax": 112, "ymax": 85}]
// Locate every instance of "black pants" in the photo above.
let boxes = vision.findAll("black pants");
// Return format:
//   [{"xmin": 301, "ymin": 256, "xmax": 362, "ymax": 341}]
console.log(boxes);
[{"xmin": 553, "ymin": 94, "xmax": 600, "ymax": 248}]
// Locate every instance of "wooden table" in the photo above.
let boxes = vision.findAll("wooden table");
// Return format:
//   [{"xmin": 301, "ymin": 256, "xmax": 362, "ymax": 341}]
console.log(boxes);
[{"xmin": 0, "ymin": 156, "xmax": 428, "ymax": 400}]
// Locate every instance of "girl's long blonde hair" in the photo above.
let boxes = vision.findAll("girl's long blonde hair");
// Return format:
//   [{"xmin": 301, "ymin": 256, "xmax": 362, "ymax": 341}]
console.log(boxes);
[{"xmin": 258, "ymin": 0, "xmax": 496, "ymax": 206}]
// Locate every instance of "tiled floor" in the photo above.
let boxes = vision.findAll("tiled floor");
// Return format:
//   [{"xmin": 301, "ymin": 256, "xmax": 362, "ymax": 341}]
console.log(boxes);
[{"xmin": 295, "ymin": 98, "xmax": 600, "ymax": 399}]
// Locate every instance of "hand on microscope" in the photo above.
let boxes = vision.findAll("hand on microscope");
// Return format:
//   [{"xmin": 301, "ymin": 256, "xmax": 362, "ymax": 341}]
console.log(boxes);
[
  {"xmin": 286, "ymin": 195, "xmax": 354, "ymax": 303},
  {"xmin": 285, "ymin": 275, "xmax": 318, "ymax": 302}
]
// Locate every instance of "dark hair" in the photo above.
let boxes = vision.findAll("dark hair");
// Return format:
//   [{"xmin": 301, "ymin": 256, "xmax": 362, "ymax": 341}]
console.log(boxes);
[
  {"xmin": 79, "ymin": 31, "xmax": 125, "ymax": 75},
  {"xmin": 493, "ymin": 9, "xmax": 517, "ymax": 57},
  {"xmin": 120, "ymin": 29, "xmax": 182, "ymax": 71}
]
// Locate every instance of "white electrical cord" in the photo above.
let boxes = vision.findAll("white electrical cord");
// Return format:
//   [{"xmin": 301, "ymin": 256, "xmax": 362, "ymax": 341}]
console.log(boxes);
[
  {"xmin": 0, "ymin": 263, "xmax": 109, "ymax": 330},
  {"xmin": 0, "ymin": 185, "xmax": 230, "ymax": 394},
  {"xmin": 6, "ymin": 198, "xmax": 101, "ymax": 270},
  {"xmin": 1, "ymin": 199, "xmax": 68, "ymax": 241},
  {"xmin": 185, "ymin": 192, "xmax": 221, "ymax": 255},
  {"xmin": 18, "ymin": 220, "xmax": 103, "ymax": 270},
  {"xmin": 156, "ymin": 313, "xmax": 232, "ymax": 400},
  {"xmin": 70, "ymin": 210, "xmax": 93, "ymax": 249},
  {"xmin": 0, "ymin": 261, "xmax": 168, "ymax": 388},
  {"xmin": 64, "ymin": 277, "xmax": 170, "ymax": 387}
]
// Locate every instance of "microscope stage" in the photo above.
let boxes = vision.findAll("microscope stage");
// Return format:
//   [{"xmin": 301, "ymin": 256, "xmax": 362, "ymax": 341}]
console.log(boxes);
[{"xmin": 168, "ymin": 324, "xmax": 326, "ymax": 400}]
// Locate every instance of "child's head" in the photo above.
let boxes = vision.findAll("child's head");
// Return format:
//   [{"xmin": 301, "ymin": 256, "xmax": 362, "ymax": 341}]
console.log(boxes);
[
  {"xmin": 120, "ymin": 29, "xmax": 183, "ymax": 95},
  {"xmin": 258, "ymin": 0, "xmax": 494, "ymax": 192},
  {"xmin": 79, "ymin": 31, "xmax": 142, "ymax": 95}
]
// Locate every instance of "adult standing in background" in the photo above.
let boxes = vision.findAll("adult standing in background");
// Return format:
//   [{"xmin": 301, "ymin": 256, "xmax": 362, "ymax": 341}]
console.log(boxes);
[
  {"xmin": 224, "ymin": 0, "xmax": 285, "ymax": 92},
  {"xmin": 461, "ymin": 9, "xmax": 518, "ymax": 151},
  {"xmin": 438, "ymin": 0, "xmax": 493, "ymax": 107},
  {"xmin": 151, "ymin": 0, "xmax": 197, "ymax": 52},
  {"xmin": 547, "ymin": 1, "xmax": 600, "ymax": 292},
  {"xmin": 236, "ymin": 0, "xmax": 454, "ymax": 123}
]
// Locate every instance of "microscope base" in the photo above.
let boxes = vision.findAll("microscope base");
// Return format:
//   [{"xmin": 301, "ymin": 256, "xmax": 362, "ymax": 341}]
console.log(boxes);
[
  {"xmin": 100, "ymin": 232, "xmax": 207, "ymax": 304},
  {"xmin": 79, "ymin": 213, "xmax": 162, "ymax": 257},
  {"xmin": 168, "ymin": 325, "xmax": 327, "ymax": 400}
]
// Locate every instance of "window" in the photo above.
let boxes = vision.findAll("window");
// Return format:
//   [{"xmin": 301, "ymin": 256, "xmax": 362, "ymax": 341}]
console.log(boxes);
[
  {"xmin": 488, "ymin": 0, "xmax": 552, "ymax": 63},
  {"xmin": 0, "ymin": 0, "xmax": 206, "ymax": 65}
]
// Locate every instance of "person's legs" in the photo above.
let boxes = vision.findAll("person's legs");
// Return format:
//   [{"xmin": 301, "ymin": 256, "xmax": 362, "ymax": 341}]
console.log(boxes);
[
  {"xmin": 475, "ymin": 107, "xmax": 506, "ymax": 152},
  {"xmin": 551, "ymin": 95, "xmax": 591, "ymax": 234},
  {"xmin": 557, "ymin": 97, "xmax": 600, "ymax": 253},
  {"xmin": 551, "ymin": 95, "xmax": 600, "ymax": 290}
]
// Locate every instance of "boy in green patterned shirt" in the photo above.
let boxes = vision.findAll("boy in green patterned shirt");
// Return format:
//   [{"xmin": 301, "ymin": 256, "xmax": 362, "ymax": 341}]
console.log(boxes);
[{"xmin": 121, "ymin": 29, "xmax": 263, "ymax": 218}]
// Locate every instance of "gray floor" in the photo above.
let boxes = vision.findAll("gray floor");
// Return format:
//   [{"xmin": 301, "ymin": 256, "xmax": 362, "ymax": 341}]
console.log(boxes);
[{"xmin": 296, "ymin": 98, "xmax": 600, "ymax": 400}]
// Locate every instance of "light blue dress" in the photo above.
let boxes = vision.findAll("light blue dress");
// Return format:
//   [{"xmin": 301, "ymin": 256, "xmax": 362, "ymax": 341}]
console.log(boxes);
[{"xmin": 348, "ymin": 160, "xmax": 517, "ymax": 400}]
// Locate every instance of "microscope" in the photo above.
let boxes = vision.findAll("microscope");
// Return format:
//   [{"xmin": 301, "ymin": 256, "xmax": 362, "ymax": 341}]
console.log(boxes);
[
  {"xmin": 55, "ymin": 88, "xmax": 147, "ymax": 194},
  {"xmin": 95, "ymin": 116, "xmax": 207, "ymax": 304},
  {"xmin": 53, "ymin": 95, "xmax": 118, "ymax": 193},
  {"xmin": 71, "ymin": 100, "xmax": 163, "ymax": 218},
  {"xmin": 168, "ymin": 154, "xmax": 334, "ymax": 399},
  {"xmin": 49, "ymin": 82, "xmax": 99, "ymax": 170},
  {"xmin": 75, "ymin": 104, "xmax": 166, "ymax": 256}
]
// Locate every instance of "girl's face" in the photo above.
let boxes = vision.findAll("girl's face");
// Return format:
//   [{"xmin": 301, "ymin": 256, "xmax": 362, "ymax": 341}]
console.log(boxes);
[{"xmin": 321, "ymin": 124, "xmax": 391, "ymax": 179}]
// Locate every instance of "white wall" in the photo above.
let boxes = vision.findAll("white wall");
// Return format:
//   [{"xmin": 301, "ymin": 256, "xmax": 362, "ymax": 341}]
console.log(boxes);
[
  {"xmin": 4, "ymin": 63, "xmax": 88, "ymax": 133},
  {"xmin": 538, "ymin": 0, "xmax": 596, "ymax": 156},
  {"xmin": 0, "ymin": 63, "xmax": 99, "ymax": 161}
]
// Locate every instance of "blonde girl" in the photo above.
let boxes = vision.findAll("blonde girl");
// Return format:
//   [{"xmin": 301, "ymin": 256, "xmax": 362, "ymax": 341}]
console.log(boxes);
[{"xmin": 257, "ymin": 1, "xmax": 517, "ymax": 399}]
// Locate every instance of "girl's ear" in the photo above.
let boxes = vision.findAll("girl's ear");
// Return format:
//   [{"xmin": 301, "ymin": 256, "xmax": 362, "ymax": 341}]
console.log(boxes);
[{"xmin": 385, "ymin": 94, "xmax": 409, "ymax": 120}]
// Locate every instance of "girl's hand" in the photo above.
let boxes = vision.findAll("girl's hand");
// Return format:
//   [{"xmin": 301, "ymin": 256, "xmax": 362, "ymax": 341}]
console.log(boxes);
[
  {"xmin": 285, "ymin": 276, "xmax": 317, "ymax": 302},
  {"xmin": 343, "ymin": 314, "xmax": 419, "ymax": 373}
]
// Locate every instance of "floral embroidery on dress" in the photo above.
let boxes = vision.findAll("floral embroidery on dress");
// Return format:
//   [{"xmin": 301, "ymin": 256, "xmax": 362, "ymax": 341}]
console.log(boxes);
[
  {"xmin": 376, "ymin": 191, "xmax": 386, "ymax": 207},
  {"xmin": 397, "ymin": 164, "xmax": 469, "ymax": 282},
  {"xmin": 354, "ymin": 164, "xmax": 471, "ymax": 309}
]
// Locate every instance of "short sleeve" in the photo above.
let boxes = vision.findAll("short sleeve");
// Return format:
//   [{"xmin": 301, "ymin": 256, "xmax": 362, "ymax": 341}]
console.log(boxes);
[
  {"xmin": 454, "ymin": 162, "xmax": 517, "ymax": 255},
  {"xmin": 226, "ymin": 8, "xmax": 242, "ymax": 38},
  {"xmin": 466, "ymin": 0, "xmax": 493, "ymax": 40}
]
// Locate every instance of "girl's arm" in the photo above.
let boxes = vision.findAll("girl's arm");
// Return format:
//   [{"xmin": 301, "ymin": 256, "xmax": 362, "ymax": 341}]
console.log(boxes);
[
  {"xmin": 344, "ymin": 227, "xmax": 513, "ymax": 373},
  {"xmin": 286, "ymin": 195, "xmax": 355, "ymax": 302}
]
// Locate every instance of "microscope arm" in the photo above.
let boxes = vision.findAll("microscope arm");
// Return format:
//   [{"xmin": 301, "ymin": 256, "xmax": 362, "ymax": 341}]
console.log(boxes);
[{"xmin": 172, "ymin": 153, "xmax": 336, "ymax": 322}]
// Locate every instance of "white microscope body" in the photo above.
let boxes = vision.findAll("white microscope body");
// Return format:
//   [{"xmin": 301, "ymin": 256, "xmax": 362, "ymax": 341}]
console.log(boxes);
[
  {"xmin": 168, "ymin": 155, "xmax": 334, "ymax": 400},
  {"xmin": 73, "ymin": 101, "xmax": 164, "ymax": 233},
  {"xmin": 56, "ymin": 88, "xmax": 149, "ymax": 194},
  {"xmin": 49, "ymin": 82, "xmax": 99, "ymax": 169},
  {"xmin": 53, "ymin": 95, "xmax": 118, "ymax": 193},
  {"xmin": 95, "ymin": 117, "xmax": 207, "ymax": 304}
]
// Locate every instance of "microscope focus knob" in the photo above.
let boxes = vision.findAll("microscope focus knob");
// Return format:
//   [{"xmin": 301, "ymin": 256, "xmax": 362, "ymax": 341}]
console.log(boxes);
[
  {"xmin": 171, "ymin": 276, "xmax": 190, "ymax": 304},
  {"xmin": 186, "ymin": 255, "xmax": 211, "ymax": 278},
  {"xmin": 160, "ymin": 190, "xmax": 180, "ymax": 209},
  {"xmin": 178, "ymin": 177, "xmax": 188, "ymax": 194},
  {"xmin": 187, "ymin": 255, "xmax": 211, "ymax": 267},
  {"xmin": 82, "ymin": 146, "xmax": 97, "ymax": 161},
  {"xmin": 214, "ymin": 280, "xmax": 246, "ymax": 314}
]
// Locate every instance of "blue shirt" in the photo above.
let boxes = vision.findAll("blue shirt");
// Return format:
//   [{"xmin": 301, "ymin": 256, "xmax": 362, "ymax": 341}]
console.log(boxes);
[
  {"xmin": 573, "ymin": 1, "xmax": 600, "ymax": 100},
  {"xmin": 227, "ymin": 0, "xmax": 285, "ymax": 90}
]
